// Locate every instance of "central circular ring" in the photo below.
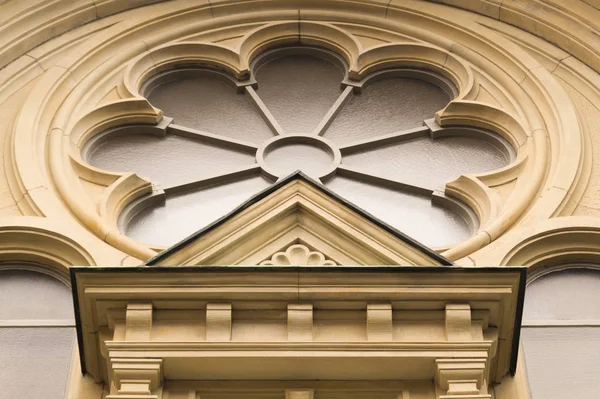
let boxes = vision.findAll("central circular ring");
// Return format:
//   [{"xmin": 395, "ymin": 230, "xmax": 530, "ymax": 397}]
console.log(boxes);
[{"xmin": 257, "ymin": 135, "xmax": 342, "ymax": 180}]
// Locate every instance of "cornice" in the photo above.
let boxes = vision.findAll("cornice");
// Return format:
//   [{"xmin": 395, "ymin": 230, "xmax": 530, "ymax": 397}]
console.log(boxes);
[{"xmin": 71, "ymin": 265, "xmax": 525, "ymax": 384}]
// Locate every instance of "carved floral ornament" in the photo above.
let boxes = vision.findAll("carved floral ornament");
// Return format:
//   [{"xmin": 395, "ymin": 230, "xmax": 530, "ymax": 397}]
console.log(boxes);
[
  {"xmin": 2, "ymin": 1, "xmax": 591, "ymax": 265},
  {"xmin": 260, "ymin": 244, "xmax": 337, "ymax": 266}
]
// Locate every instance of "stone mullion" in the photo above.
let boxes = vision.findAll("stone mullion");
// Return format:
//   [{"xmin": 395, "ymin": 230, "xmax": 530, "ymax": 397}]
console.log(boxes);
[
  {"xmin": 245, "ymin": 86, "xmax": 285, "ymax": 136},
  {"xmin": 312, "ymin": 85, "xmax": 354, "ymax": 136},
  {"xmin": 167, "ymin": 124, "xmax": 259, "ymax": 152},
  {"xmin": 162, "ymin": 164, "xmax": 261, "ymax": 195},
  {"xmin": 339, "ymin": 125, "xmax": 430, "ymax": 154},
  {"xmin": 336, "ymin": 164, "xmax": 435, "ymax": 195}
]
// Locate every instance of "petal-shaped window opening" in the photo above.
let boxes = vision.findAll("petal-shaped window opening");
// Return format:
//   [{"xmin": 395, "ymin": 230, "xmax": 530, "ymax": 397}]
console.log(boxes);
[
  {"xmin": 86, "ymin": 132, "xmax": 255, "ymax": 188},
  {"xmin": 84, "ymin": 48, "xmax": 515, "ymax": 250},
  {"xmin": 254, "ymin": 53, "xmax": 344, "ymax": 135},
  {"xmin": 326, "ymin": 176, "xmax": 472, "ymax": 248},
  {"xmin": 145, "ymin": 72, "xmax": 273, "ymax": 144},
  {"xmin": 325, "ymin": 77, "xmax": 451, "ymax": 143},
  {"xmin": 342, "ymin": 134, "xmax": 511, "ymax": 189},
  {"xmin": 123, "ymin": 176, "xmax": 271, "ymax": 247}
]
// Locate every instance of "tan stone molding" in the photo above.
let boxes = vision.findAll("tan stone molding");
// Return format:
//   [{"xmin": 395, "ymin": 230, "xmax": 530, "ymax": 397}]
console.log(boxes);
[
  {"xmin": 435, "ymin": 358, "xmax": 490, "ymax": 399},
  {"xmin": 0, "ymin": 0, "xmax": 598, "ymax": 270},
  {"xmin": 285, "ymin": 389, "xmax": 314, "ymax": 399},
  {"xmin": 0, "ymin": 0, "xmax": 588, "ymax": 264},
  {"xmin": 108, "ymin": 358, "xmax": 163, "ymax": 399},
  {"xmin": 73, "ymin": 266, "xmax": 521, "ymax": 384},
  {"xmin": 466, "ymin": 216, "xmax": 600, "ymax": 272},
  {"xmin": 0, "ymin": 216, "xmax": 99, "ymax": 272},
  {"xmin": 429, "ymin": 0, "xmax": 600, "ymax": 73}
]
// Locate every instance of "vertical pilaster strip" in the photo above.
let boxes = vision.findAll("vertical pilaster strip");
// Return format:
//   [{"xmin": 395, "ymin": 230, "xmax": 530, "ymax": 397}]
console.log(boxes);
[
  {"xmin": 206, "ymin": 303, "xmax": 232, "ymax": 341},
  {"xmin": 367, "ymin": 303, "xmax": 393, "ymax": 341},
  {"xmin": 288, "ymin": 304, "xmax": 313, "ymax": 341},
  {"xmin": 445, "ymin": 303, "xmax": 472, "ymax": 341},
  {"xmin": 125, "ymin": 303, "xmax": 153, "ymax": 341}
]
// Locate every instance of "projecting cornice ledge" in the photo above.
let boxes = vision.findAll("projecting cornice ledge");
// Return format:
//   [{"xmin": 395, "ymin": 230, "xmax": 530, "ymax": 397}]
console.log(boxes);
[{"xmin": 71, "ymin": 265, "xmax": 525, "ymax": 398}]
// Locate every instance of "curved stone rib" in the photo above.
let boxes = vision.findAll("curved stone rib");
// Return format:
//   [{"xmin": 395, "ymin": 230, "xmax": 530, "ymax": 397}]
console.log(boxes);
[
  {"xmin": 245, "ymin": 86, "xmax": 285, "ymax": 136},
  {"xmin": 313, "ymin": 86, "xmax": 354, "ymax": 136}
]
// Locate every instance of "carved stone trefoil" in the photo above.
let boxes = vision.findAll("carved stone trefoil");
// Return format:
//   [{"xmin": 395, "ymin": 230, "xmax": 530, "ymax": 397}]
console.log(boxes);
[{"xmin": 260, "ymin": 244, "xmax": 337, "ymax": 266}]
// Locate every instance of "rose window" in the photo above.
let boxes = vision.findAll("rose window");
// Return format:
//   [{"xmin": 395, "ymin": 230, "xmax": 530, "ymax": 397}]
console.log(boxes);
[{"xmin": 85, "ymin": 47, "xmax": 513, "ymax": 249}]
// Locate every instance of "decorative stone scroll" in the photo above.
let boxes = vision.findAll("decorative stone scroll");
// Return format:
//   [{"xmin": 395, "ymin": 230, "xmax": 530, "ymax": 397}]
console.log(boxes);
[{"xmin": 260, "ymin": 244, "xmax": 337, "ymax": 266}]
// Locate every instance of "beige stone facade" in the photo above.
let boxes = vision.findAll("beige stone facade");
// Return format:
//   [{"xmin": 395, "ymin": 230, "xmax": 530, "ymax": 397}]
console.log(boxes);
[{"xmin": 1, "ymin": 0, "xmax": 600, "ymax": 398}]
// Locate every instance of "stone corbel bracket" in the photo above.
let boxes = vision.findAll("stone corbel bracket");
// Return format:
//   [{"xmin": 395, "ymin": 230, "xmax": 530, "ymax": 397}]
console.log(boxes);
[{"xmin": 107, "ymin": 358, "xmax": 163, "ymax": 399}]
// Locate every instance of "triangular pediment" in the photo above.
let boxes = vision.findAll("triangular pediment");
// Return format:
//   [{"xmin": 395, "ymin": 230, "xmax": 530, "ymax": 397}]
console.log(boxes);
[{"xmin": 146, "ymin": 172, "xmax": 452, "ymax": 266}]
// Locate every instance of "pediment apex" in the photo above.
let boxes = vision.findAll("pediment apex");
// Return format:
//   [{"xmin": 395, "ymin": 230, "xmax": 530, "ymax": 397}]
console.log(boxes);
[{"xmin": 147, "ymin": 172, "xmax": 452, "ymax": 267}]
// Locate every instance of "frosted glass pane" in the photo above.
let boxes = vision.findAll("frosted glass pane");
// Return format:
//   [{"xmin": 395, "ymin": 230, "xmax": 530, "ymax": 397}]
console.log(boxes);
[
  {"xmin": 147, "ymin": 76, "xmax": 272, "ymax": 143},
  {"xmin": 522, "ymin": 327, "xmax": 600, "ymax": 399},
  {"xmin": 264, "ymin": 143, "xmax": 333, "ymax": 178},
  {"xmin": 0, "ymin": 328, "xmax": 74, "ymax": 399},
  {"xmin": 326, "ymin": 177, "xmax": 471, "ymax": 247},
  {"xmin": 0, "ymin": 270, "xmax": 73, "ymax": 320},
  {"xmin": 343, "ymin": 136, "xmax": 509, "ymax": 189},
  {"xmin": 87, "ymin": 134, "xmax": 255, "ymax": 187},
  {"xmin": 255, "ymin": 55, "xmax": 343, "ymax": 134},
  {"xmin": 126, "ymin": 176, "xmax": 271, "ymax": 246},
  {"xmin": 524, "ymin": 268, "xmax": 600, "ymax": 321},
  {"xmin": 325, "ymin": 78, "xmax": 450, "ymax": 143}
]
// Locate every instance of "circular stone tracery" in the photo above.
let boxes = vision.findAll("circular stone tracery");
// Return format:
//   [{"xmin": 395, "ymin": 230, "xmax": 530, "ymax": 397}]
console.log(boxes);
[
  {"xmin": 1, "ymin": 1, "xmax": 584, "ymax": 265},
  {"xmin": 259, "ymin": 135, "xmax": 341, "ymax": 180},
  {"xmin": 83, "ymin": 49, "xmax": 514, "ymax": 249}
]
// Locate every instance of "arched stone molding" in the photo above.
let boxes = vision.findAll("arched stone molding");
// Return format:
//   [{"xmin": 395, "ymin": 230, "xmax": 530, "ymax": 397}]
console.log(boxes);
[
  {"xmin": 240, "ymin": 21, "xmax": 360, "ymax": 71},
  {"xmin": 0, "ymin": 262, "xmax": 73, "ymax": 286},
  {"xmin": 0, "ymin": 217, "xmax": 98, "ymax": 276},
  {"xmin": 430, "ymin": 0, "xmax": 600, "ymax": 74},
  {"xmin": 484, "ymin": 218, "xmax": 600, "ymax": 280},
  {"xmin": 0, "ymin": 1, "xmax": 169, "ymax": 70},
  {"xmin": 0, "ymin": 0, "xmax": 594, "ymax": 263}
]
